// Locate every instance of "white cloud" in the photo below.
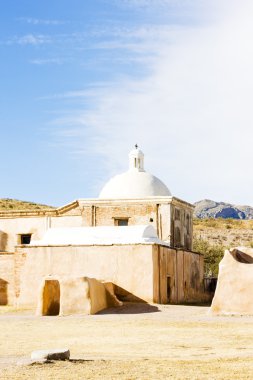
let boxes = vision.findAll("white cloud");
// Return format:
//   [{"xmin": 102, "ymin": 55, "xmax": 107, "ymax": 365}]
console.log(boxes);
[
  {"xmin": 30, "ymin": 58, "xmax": 63, "ymax": 65},
  {"xmin": 20, "ymin": 17, "xmax": 65, "ymax": 25},
  {"xmin": 52, "ymin": 0, "xmax": 253, "ymax": 204},
  {"xmin": 16, "ymin": 34, "xmax": 51, "ymax": 45},
  {"xmin": 116, "ymin": 0, "xmax": 200, "ymax": 8}
]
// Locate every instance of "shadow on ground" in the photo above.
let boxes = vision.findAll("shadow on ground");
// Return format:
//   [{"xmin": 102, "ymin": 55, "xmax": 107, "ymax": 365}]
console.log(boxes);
[{"xmin": 97, "ymin": 302, "xmax": 160, "ymax": 315}]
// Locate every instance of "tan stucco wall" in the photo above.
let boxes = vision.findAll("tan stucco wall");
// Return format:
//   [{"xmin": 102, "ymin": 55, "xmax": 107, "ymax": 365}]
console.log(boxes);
[
  {"xmin": 0, "ymin": 215, "xmax": 84, "ymax": 252},
  {"xmin": 16, "ymin": 244, "xmax": 155, "ymax": 308},
  {"xmin": 0, "ymin": 217, "xmax": 47, "ymax": 252},
  {"xmin": 155, "ymin": 246, "xmax": 204, "ymax": 304},
  {"xmin": 0, "ymin": 252, "xmax": 15, "ymax": 305},
  {"xmin": 88, "ymin": 278, "xmax": 120, "ymax": 314},
  {"xmin": 14, "ymin": 243, "xmax": 204, "ymax": 309}
]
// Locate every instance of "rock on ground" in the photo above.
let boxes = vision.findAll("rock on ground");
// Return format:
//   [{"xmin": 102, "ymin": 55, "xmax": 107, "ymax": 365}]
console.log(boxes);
[{"xmin": 31, "ymin": 348, "xmax": 70, "ymax": 361}]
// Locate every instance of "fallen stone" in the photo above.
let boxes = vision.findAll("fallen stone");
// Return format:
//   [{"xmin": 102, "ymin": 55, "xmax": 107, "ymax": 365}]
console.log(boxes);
[{"xmin": 31, "ymin": 348, "xmax": 70, "ymax": 361}]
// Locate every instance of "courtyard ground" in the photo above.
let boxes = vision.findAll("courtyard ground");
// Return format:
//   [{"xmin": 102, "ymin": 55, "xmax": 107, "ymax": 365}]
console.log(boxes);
[{"xmin": 0, "ymin": 303, "xmax": 253, "ymax": 379}]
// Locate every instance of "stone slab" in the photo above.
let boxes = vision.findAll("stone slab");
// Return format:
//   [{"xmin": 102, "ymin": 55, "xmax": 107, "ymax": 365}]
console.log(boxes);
[{"xmin": 31, "ymin": 348, "xmax": 70, "ymax": 361}]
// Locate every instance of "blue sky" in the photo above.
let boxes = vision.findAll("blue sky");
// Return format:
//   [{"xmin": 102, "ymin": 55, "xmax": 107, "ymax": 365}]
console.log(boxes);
[{"xmin": 1, "ymin": 0, "xmax": 253, "ymax": 206}]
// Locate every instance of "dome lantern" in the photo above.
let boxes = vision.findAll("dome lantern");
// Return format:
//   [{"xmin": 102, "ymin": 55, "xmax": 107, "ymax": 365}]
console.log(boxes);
[
  {"xmin": 99, "ymin": 146, "xmax": 171, "ymax": 199},
  {"xmin": 129, "ymin": 144, "xmax": 144, "ymax": 171}
]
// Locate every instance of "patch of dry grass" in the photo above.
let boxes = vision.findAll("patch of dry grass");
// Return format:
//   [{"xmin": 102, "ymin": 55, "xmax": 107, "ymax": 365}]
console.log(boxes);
[
  {"xmin": 0, "ymin": 198, "xmax": 55, "ymax": 211},
  {"xmin": 193, "ymin": 218, "xmax": 253, "ymax": 248},
  {"xmin": 193, "ymin": 218, "xmax": 253, "ymax": 230},
  {"xmin": 0, "ymin": 304, "xmax": 253, "ymax": 379},
  {"xmin": 2, "ymin": 358, "xmax": 253, "ymax": 380}
]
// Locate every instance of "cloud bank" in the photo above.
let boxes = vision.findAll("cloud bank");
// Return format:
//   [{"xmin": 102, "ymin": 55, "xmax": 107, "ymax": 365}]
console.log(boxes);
[{"xmin": 53, "ymin": 0, "xmax": 253, "ymax": 204}]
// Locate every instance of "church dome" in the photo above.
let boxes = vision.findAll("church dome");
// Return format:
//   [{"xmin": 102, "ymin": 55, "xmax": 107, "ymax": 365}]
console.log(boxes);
[{"xmin": 99, "ymin": 146, "xmax": 171, "ymax": 199}]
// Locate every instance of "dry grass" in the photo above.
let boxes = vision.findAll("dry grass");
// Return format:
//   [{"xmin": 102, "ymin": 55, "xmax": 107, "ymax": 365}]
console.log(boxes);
[
  {"xmin": 0, "ymin": 198, "xmax": 55, "ymax": 211},
  {"xmin": 2, "ymin": 358, "xmax": 253, "ymax": 380},
  {"xmin": 0, "ymin": 303, "xmax": 253, "ymax": 379},
  {"xmin": 193, "ymin": 218, "xmax": 253, "ymax": 230},
  {"xmin": 193, "ymin": 218, "xmax": 253, "ymax": 248}
]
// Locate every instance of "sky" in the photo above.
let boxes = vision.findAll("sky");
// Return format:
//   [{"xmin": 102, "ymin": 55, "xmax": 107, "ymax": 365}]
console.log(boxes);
[{"xmin": 1, "ymin": 0, "xmax": 253, "ymax": 207}]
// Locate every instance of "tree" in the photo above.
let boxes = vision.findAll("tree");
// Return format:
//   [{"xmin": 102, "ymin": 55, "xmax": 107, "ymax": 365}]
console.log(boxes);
[{"xmin": 193, "ymin": 237, "xmax": 224, "ymax": 277}]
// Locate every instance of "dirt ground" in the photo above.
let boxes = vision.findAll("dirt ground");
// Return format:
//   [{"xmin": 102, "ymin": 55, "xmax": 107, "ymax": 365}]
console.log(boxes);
[{"xmin": 0, "ymin": 303, "xmax": 253, "ymax": 379}]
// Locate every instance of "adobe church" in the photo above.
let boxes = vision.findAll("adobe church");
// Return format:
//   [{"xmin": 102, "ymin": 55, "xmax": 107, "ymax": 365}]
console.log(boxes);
[{"xmin": 0, "ymin": 146, "xmax": 205, "ymax": 314}]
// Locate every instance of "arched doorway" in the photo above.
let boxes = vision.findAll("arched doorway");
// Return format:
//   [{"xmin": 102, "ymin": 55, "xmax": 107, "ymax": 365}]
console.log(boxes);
[{"xmin": 42, "ymin": 279, "xmax": 60, "ymax": 316}]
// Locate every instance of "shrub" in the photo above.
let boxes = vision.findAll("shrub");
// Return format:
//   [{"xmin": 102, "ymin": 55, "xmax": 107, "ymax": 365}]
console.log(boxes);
[{"xmin": 193, "ymin": 237, "xmax": 224, "ymax": 277}]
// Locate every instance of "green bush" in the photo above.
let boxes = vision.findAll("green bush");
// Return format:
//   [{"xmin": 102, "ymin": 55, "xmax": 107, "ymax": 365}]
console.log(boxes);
[{"xmin": 193, "ymin": 237, "xmax": 224, "ymax": 277}]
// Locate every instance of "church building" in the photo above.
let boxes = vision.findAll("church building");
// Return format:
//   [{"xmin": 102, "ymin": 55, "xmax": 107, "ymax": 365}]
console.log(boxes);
[{"xmin": 0, "ymin": 147, "xmax": 205, "ymax": 314}]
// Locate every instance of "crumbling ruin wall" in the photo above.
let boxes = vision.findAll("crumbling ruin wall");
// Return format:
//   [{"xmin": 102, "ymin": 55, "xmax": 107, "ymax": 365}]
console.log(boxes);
[
  {"xmin": 211, "ymin": 247, "xmax": 253, "ymax": 315},
  {"xmin": 36, "ymin": 276, "xmax": 121, "ymax": 316}
]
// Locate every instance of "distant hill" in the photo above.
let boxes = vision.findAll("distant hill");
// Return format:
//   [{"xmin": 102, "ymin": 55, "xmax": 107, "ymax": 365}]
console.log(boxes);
[
  {"xmin": 194, "ymin": 199, "xmax": 253, "ymax": 219},
  {"xmin": 0, "ymin": 198, "xmax": 55, "ymax": 211}
]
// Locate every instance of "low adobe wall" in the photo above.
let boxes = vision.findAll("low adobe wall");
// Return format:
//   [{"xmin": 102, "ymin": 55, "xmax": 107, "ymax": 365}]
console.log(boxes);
[
  {"xmin": 15, "ymin": 244, "xmax": 155, "ymax": 309},
  {"xmin": 36, "ymin": 276, "xmax": 120, "ymax": 316}
]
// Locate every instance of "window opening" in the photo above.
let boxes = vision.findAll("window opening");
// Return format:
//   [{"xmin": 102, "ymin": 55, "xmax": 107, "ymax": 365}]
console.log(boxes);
[
  {"xmin": 20, "ymin": 234, "xmax": 32, "ymax": 245},
  {"xmin": 175, "ymin": 209, "xmax": 181, "ymax": 220},
  {"xmin": 114, "ymin": 218, "xmax": 129, "ymax": 226}
]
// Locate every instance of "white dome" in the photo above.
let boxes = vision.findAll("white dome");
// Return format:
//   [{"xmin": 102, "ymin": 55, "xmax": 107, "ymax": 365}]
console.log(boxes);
[{"xmin": 99, "ymin": 146, "xmax": 171, "ymax": 199}]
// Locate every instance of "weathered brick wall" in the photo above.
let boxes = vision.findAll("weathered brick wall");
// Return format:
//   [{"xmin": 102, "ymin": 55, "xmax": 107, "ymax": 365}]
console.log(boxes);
[{"xmin": 94, "ymin": 204, "xmax": 157, "ymax": 227}]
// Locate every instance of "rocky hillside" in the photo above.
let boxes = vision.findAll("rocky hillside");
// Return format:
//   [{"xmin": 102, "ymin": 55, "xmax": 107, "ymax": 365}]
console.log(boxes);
[
  {"xmin": 0, "ymin": 198, "xmax": 55, "ymax": 211},
  {"xmin": 194, "ymin": 199, "xmax": 253, "ymax": 219},
  {"xmin": 193, "ymin": 218, "xmax": 253, "ymax": 248}
]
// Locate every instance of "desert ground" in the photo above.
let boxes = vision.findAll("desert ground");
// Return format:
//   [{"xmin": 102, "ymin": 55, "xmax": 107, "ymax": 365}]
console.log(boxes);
[{"xmin": 0, "ymin": 303, "xmax": 253, "ymax": 379}]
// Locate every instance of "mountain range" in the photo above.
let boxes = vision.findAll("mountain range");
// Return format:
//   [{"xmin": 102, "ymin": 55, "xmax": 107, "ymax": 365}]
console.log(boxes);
[
  {"xmin": 194, "ymin": 199, "xmax": 253, "ymax": 219},
  {"xmin": 1, "ymin": 198, "xmax": 253, "ymax": 220}
]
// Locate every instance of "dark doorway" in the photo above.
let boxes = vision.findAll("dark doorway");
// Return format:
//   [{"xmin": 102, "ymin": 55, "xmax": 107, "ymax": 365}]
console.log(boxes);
[
  {"xmin": 167, "ymin": 276, "xmax": 171, "ymax": 303},
  {"xmin": 0, "ymin": 279, "xmax": 8, "ymax": 305},
  {"xmin": 42, "ymin": 280, "xmax": 60, "ymax": 316}
]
